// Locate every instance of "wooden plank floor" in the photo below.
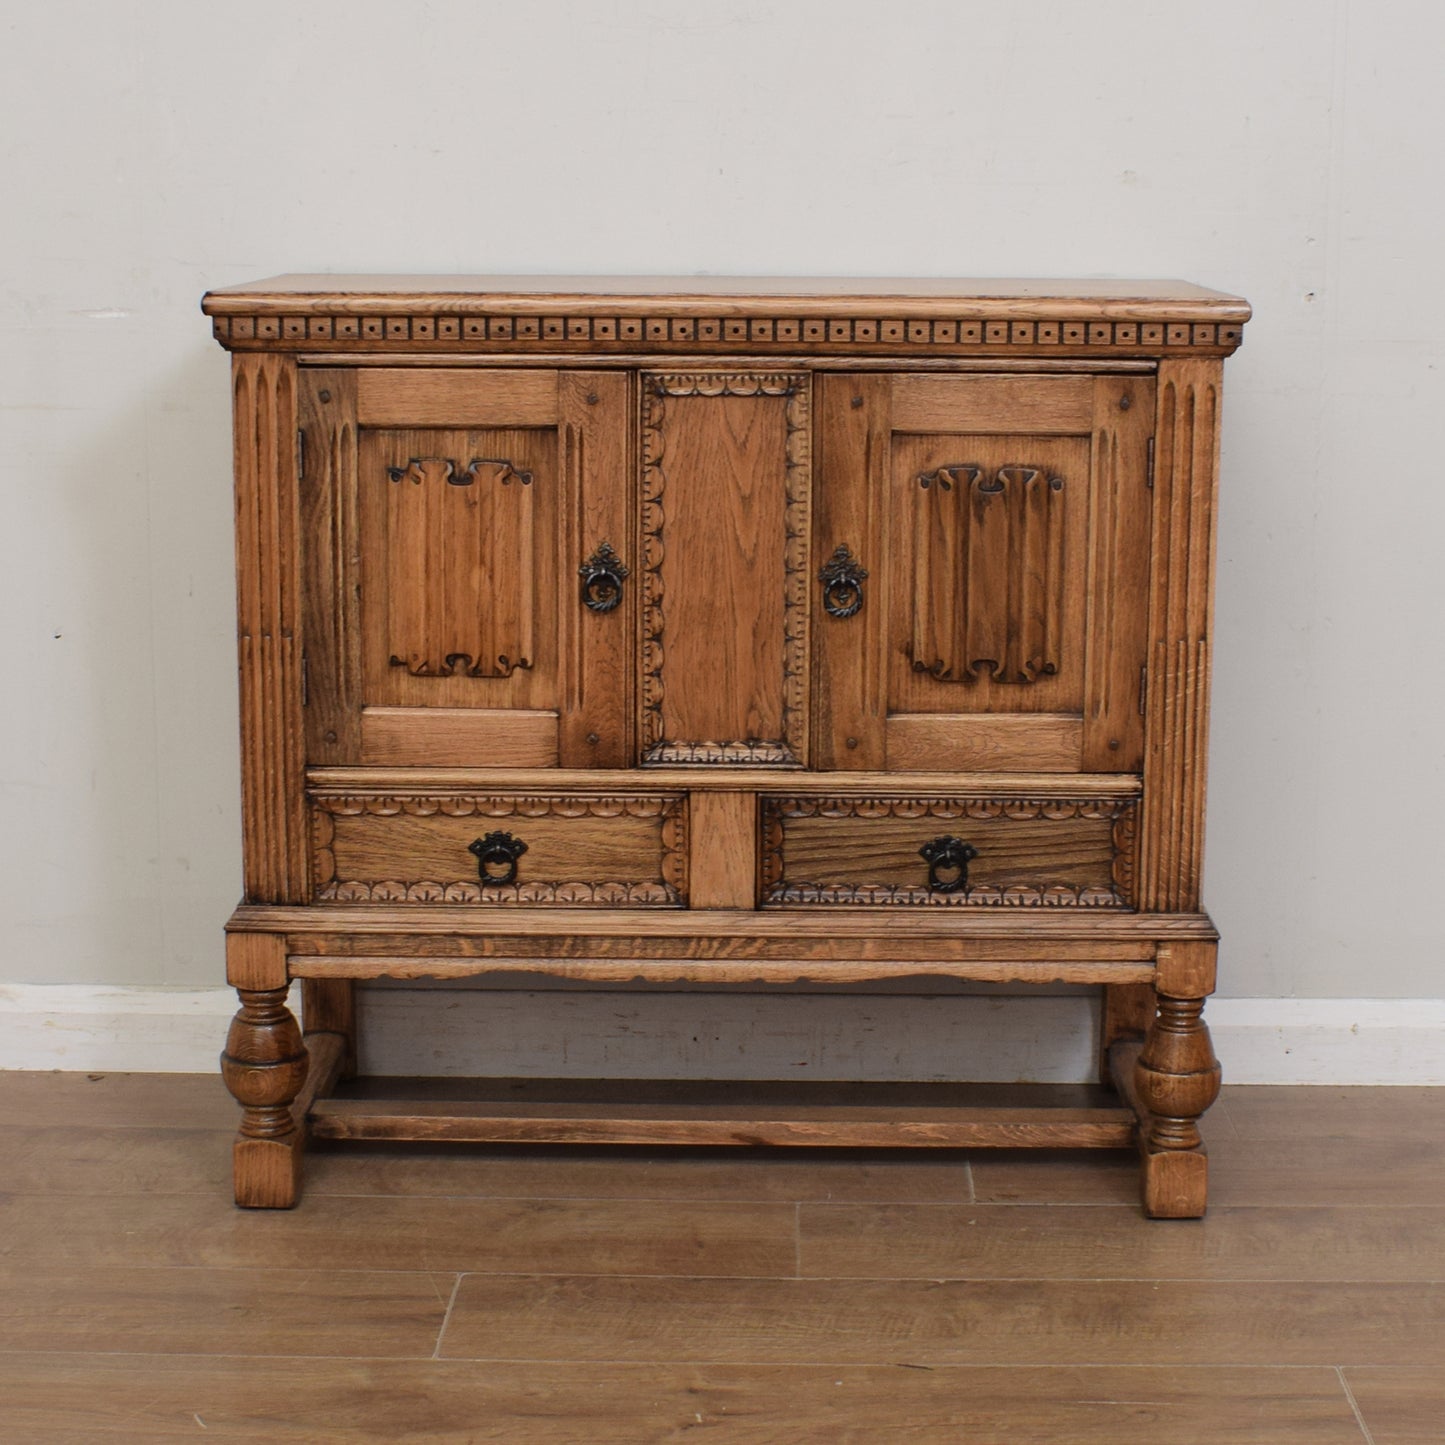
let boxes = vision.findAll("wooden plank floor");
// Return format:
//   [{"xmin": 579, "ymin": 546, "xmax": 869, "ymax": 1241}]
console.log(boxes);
[{"xmin": 0, "ymin": 1075, "xmax": 1441, "ymax": 1441}]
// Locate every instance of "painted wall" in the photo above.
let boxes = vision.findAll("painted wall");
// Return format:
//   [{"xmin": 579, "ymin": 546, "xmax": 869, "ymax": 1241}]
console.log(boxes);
[{"xmin": 2, "ymin": 1, "xmax": 1440, "ymax": 1015}]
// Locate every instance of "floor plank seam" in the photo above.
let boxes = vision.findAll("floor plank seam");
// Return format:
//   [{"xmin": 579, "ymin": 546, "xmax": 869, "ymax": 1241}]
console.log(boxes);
[
  {"xmin": 1336, "ymin": 1366, "xmax": 1379, "ymax": 1445},
  {"xmin": 431, "ymin": 1273, "xmax": 463, "ymax": 1361},
  {"xmin": 0, "ymin": 1351, "xmax": 1373, "ymax": 1370}
]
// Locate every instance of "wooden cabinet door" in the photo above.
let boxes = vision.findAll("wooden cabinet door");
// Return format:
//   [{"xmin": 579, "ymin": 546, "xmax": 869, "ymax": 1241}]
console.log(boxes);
[
  {"xmin": 814, "ymin": 372, "xmax": 1154, "ymax": 773},
  {"xmin": 638, "ymin": 372, "xmax": 811, "ymax": 766},
  {"xmin": 299, "ymin": 368, "xmax": 631, "ymax": 768}
]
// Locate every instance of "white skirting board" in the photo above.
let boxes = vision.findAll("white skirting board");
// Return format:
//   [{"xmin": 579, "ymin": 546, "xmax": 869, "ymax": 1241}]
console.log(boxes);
[{"xmin": 1, "ymin": 984, "xmax": 1443, "ymax": 1084}]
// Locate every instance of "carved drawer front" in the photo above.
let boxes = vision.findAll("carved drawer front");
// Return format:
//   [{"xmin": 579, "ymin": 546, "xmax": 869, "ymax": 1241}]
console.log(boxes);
[
  {"xmin": 311, "ymin": 793, "xmax": 687, "ymax": 906},
  {"xmin": 760, "ymin": 795, "xmax": 1136, "ymax": 908}
]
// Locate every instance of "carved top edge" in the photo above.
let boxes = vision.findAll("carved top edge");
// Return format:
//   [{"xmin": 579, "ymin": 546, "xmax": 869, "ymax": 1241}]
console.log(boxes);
[{"xmin": 204, "ymin": 279, "xmax": 1249, "ymax": 354}]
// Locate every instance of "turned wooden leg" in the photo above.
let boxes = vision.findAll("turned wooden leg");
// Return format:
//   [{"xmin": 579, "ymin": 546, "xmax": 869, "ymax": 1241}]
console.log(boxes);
[
  {"xmin": 1134, "ymin": 993, "xmax": 1221, "ymax": 1218},
  {"xmin": 221, "ymin": 986, "xmax": 309, "ymax": 1209}
]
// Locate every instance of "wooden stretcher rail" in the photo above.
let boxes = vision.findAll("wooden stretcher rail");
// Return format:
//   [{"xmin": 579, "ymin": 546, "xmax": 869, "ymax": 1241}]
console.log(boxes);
[{"xmin": 306, "ymin": 1094, "xmax": 1138, "ymax": 1150}]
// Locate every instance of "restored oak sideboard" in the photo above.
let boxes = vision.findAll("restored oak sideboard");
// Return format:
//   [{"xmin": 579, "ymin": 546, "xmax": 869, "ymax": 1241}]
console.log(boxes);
[{"xmin": 204, "ymin": 276, "xmax": 1248, "ymax": 1215}]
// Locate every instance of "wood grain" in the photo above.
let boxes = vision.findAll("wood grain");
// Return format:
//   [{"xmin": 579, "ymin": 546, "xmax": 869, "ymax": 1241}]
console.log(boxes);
[
  {"xmin": 811, "ymin": 373, "xmax": 888, "ymax": 769},
  {"xmin": 308, "ymin": 1095, "xmax": 1135, "ymax": 1149},
  {"xmin": 0, "ymin": 1264, "xmax": 451, "ymax": 1357},
  {"xmin": 799, "ymin": 1202, "xmax": 1445, "ymax": 1282},
  {"xmin": 1139, "ymin": 358, "xmax": 1223, "ymax": 910},
  {"xmin": 1080, "ymin": 373, "xmax": 1154, "ymax": 768},
  {"xmin": 232, "ymin": 352, "xmax": 307, "ymax": 900},
  {"xmin": 311, "ymin": 792, "xmax": 687, "ymax": 905},
  {"xmin": 885, "ymin": 711, "xmax": 1084, "ymax": 771},
  {"xmin": 891, "ymin": 373, "xmax": 1096, "ymax": 432},
  {"xmin": 355, "ymin": 367, "xmax": 557, "ymax": 426},
  {"xmin": 686, "ymin": 789, "xmax": 757, "ymax": 908},
  {"xmin": 217, "ymin": 277, "xmax": 1248, "ymax": 1214},
  {"xmin": 0, "ymin": 1192, "xmax": 796, "ymax": 1277},
  {"xmin": 762, "ymin": 795, "xmax": 1125, "ymax": 904},
  {"xmin": 298, "ymin": 368, "xmax": 362, "ymax": 764},
  {"xmin": 359, "ymin": 707, "xmax": 560, "ymax": 767},
  {"xmin": 0, "ymin": 1357, "xmax": 1355, "ymax": 1445},
  {"xmin": 1342, "ymin": 1368, "xmax": 1445, "ymax": 1443},
  {"xmin": 640, "ymin": 373, "xmax": 810, "ymax": 764},
  {"xmin": 307, "ymin": 764, "xmax": 1142, "ymax": 796},
  {"xmin": 558, "ymin": 371, "xmax": 634, "ymax": 767},
  {"xmin": 439, "ymin": 1273, "xmax": 1445, "ymax": 1365}
]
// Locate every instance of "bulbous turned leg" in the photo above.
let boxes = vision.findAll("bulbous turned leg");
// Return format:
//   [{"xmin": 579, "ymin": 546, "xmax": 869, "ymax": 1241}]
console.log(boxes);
[
  {"xmin": 221, "ymin": 986, "xmax": 309, "ymax": 1208},
  {"xmin": 1134, "ymin": 994, "xmax": 1221, "ymax": 1218}
]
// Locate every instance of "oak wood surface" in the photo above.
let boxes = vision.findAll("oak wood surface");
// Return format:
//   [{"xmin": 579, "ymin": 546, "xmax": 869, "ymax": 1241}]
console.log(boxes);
[
  {"xmin": 306, "ymin": 764, "xmax": 1143, "ymax": 795},
  {"xmin": 232, "ymin": 902, "xmax": 1213, "ymax": 939},
  {"xmin": 358, "ymin": 707, "xmax": 561, "ymax": 767},
  {"xmin": 884, "ymin": 712, "xmax": 1085, "ymax": 771},
  {"xmin": 308, "ymin": 1095, "xmax": 1136, "ymax": 1149},
  {"xmin": 203, "ymin": 275, "xmax": 1252, "ymax": 329},
  {"xmin": 640, "ymin": 373, "xmax": 809, "ymax": 764},
  {"xmin": 686, "ymin": 789, "xmax": 758, "ymax": 908},
  {"xmin": 216, "ymin": 277, "xmax": 1244, "ymax": 1214},
  {"xmin": 354, "ymin": 366, "xmax": 557, "ymax": 426}
]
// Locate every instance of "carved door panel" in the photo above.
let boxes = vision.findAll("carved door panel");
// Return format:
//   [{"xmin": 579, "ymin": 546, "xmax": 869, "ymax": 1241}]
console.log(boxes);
[
  {"xmin": 814, "ymin": 372, "xmax": 1154, "ymax": 773},
  {"xmin": 639, "ymin": 372, "xmax": 810, "ymax": 765},
  {"xmin": 299, "ymin": 368, "xmax": 631, "ymax": 768}
]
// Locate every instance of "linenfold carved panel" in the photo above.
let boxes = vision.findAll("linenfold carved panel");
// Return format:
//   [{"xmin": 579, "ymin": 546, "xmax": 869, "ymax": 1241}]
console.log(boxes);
[
  {"xmin": 379, "ymin": 451, "xmax": 536, "ymax": 679},
  {"xmin": 910, "ymin": 463, "xmax": 1066, "ymax": 685}
]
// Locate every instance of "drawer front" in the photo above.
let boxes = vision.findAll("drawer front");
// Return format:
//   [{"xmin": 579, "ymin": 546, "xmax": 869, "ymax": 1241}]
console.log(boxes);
[
  {"xmin": 760, "ymin": 796, "xmax": 1136, "ymax": 907},
  {"xmin": 311, "ymin": 793, "xmax": 687, "ymax": 906}
]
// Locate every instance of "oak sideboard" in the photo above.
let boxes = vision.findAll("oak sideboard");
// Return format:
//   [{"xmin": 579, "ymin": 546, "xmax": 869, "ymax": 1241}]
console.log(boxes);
[{"xmin": 203, "ymin": 276, "xmax": 1249, "ymax": 1215}]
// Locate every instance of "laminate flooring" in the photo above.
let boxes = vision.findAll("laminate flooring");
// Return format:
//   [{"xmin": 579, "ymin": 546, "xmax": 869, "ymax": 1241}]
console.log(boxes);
[{"xmin": 0, "ymin": 1073, "xmax": 1441, "ymax": 1442}]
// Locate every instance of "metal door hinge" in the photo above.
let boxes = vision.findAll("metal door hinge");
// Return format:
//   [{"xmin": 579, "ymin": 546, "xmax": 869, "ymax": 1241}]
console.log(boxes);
[
  {"xmin": 1146, "ymin": 436, "xmax": 1155, "ymax": 489},
  {"xmin": 297, "ymin": 429, "xmax": 306, "ymax": 481}
]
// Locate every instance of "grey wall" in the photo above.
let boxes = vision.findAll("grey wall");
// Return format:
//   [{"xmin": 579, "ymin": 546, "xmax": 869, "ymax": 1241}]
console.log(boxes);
[{"xmin": 2, "ymin": 1, "xmax": 1441, "ymax": 1000}]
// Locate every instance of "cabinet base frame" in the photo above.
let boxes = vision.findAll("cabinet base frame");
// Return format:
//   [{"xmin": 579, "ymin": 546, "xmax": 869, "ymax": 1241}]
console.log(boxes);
[{"xmin": 223, "ymin": 904, "xmax": 1218, "ymax": 1216}]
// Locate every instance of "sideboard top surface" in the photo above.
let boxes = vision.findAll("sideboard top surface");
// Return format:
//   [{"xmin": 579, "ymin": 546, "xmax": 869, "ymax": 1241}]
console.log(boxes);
[{"xmin": 204, "ymin": 274, "xmax": 1249, "ymax": 319}]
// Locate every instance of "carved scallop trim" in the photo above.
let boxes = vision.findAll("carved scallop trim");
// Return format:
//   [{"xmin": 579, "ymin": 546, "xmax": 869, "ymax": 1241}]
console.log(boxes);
[
  {"xmin": 639, "ymin": 373, "xmax": 810, "ymax": 767},
  {"xmin": 213, "ymin": 314, "xmax": 1245, "ymax": 353},
  {"xmin": 309, "ymin": 793, "xmax": 688, "ymax": 907},
  {"xmin": 317, "ymin": 880, "xmax": 679, "ymax": 905},
  {"xmin": 759, "ymin": 796, "xmax": 1138, "ymax": 909},
  {"xmin": 763, "ymin": 882, "xmax": 1125, "ymax": 908}
]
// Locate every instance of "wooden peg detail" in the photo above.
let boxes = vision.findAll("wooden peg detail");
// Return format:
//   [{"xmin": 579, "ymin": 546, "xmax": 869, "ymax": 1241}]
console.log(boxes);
[{"xmin": 221, "ymin": 986, "xmax": 309, "ymax": 1208}]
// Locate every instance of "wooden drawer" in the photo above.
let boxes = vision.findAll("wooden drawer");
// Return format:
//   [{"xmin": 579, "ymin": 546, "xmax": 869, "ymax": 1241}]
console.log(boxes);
[
  {"xmin": 311, "ymin": 792, "xmax": 687, "ymax": 906},
  {"xmin": 760, "ymin": 795, "xmax": 1136, "ymax": 907}
]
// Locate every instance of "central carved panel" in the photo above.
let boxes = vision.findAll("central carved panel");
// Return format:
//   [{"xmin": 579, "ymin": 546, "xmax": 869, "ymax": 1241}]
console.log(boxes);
[
  {"xmin": 640, "ymin": 373, "xmax": 811, "ymax": 765},
  {"xmin": 910, "ymin": 462, "xmax": 1066, "ymax": 685}
]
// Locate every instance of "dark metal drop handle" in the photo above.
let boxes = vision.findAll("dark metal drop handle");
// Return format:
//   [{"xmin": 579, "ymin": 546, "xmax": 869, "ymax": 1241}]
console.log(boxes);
[
  {"xmin": 920, "ymin": 835, "xmax": 978, "ymax": 893},
  {"xmin": 469, "ymin": 831, "xmax": 528, "ymax": 886},
  {"xmin": 580, "ymin": 542, "xmax": 628, "ymax": 614},
  {"xmin": 819, "ymin": 543, "xmax": 868, "ymax": 619}
]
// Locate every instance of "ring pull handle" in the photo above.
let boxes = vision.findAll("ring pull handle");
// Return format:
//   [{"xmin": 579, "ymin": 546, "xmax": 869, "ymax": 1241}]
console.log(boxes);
[
  {"xmin": 580, "ymin": 542, "xmax": 628, "ymax": 613},
  {"xmin": 919, "ymin": 835, "xmax": 978, "ymax": 893},
  {"xmin": 818, "ymin": 544, "xmax": 868, "ymax": 619},
  {"xmin": 469, "ymin": 831, "xmax": 528, "ymax": 886}
]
